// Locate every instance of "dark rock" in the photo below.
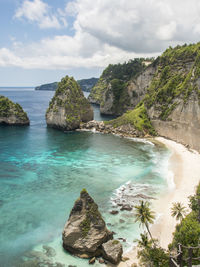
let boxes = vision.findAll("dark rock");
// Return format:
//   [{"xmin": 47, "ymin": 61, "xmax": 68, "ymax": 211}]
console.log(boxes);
[
  {"xmin": 119, "ymin": 219, "xmax": 125, "ymax": 223},
  {"xmin": 110, "ymin": 210, "xmax": 119, "ymax": 215},
  {"xmin": 120, "ymin": 204, "xmax": 132, "ymax": 211},
  {"xmin": 102, "ymin": 239, "xmax": 123, "ymax": 264},
  {"xmin": 62, "ymin": 189, "xmax": 113, "ymax": 258}
]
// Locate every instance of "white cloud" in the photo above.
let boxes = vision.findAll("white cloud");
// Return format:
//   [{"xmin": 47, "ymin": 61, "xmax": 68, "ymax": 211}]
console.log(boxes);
[
  {"xmin": 1, "ymin": 0, "xmax": 200, "ymax": 70},
  {"xmin": 15, "ymin": 0, "xmax": 66, "ymax": 29}
]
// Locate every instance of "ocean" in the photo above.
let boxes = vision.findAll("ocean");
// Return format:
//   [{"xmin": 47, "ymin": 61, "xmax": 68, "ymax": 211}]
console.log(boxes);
[{"xmin": 0, "ymin": 88, "xmax": 171, "ymax": 267}]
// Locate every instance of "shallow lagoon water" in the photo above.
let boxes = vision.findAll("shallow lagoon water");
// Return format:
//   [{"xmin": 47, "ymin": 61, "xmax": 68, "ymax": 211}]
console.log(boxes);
[{"xmin": 0, "ymin": 89, "xmax": 170, "ymax": 266}]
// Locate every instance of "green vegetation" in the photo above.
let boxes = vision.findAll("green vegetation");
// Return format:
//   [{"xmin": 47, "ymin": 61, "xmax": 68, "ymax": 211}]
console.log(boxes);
[
  {"xmin": 102, "ymin": 58, "xmax": 148, "ymax": 81},
  {"xmin": 171, "ymin": 202, "xmax": 187, "ymax": 222},
  {"xmin": 144, "ymin": 42, "xmax": 200, "ymax": 120},
  {"xmin": 137, "ymin": 238, "xmax": 169, "ymax": 267},
  {"xmin": 134, "ymin": 201, "xmax": 155, "ymax": 244},
  {"xmin": 106, "ymin": 103, "xmax": 156, "ymax": 135},
  {"xmin": 89, "ymin": 58, "xmax": 148, "ymax": 113},
  {"xmin": 169, "ymin": 183, "xmax": 200, "ymax": 265},
  {"xmin": 0, "ymin": 95, "xmax": 28, "ymax": 120},
  {"xmin": 112, "ymin": 240, "xmax": 120, "ymax": 245},
  {"xmin": 80, "ymin": 190, "xmax": 104, "ymax": 238},
  {"xmin": 46, "ymin": 76, "xmax": 92, "ymax": 128}
]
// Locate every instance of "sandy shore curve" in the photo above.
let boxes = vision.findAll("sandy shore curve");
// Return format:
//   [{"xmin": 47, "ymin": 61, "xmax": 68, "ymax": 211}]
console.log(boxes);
[{"xmin": 118, "ymin": 137, "xmax": 200, "ymax": 267}]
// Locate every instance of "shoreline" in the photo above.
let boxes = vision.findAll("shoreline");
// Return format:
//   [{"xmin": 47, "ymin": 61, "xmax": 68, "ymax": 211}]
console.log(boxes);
[{"xmin": 118, "ymin": 136, "xmax": 200, "ymax": 266}]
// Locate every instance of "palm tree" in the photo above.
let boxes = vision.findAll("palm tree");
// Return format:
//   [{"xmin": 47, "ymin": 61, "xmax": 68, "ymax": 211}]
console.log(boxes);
[
  {"xmin": 171, "ymin": 202, "xmax": 187, "ymax": 221},
  {"xmin": 135, "ymin": 232, "xmax": 152, "ymax": 248},
  {"xmin": 134, "ymin": 200, "xmax": 155, "ymax": 243}
]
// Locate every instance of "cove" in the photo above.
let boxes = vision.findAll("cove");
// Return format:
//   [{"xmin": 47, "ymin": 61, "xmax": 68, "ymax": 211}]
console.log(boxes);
[{"xmin": 0, "ymin": 89, "xmax": 170, "ymax": 266}]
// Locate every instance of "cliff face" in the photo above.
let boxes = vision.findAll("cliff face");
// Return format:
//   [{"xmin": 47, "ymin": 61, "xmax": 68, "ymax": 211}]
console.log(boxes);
[
  {"xmin": 77, "ymin": 77, "xmax": 98, "ymax": 92},
  {"xmin": 46, "ymin": 76, "xmax": 93, "ymax": 131},
  {"xmin": 149, "ymin": 93, "xmax": 200, "ymax": 151},
  {"xmin": 0, "ymin": 96, "xmax": 29, "ymax": 125},
  {"xmin": 105, "ymin": 43, "xmax": 200, "ymax": 151},
  {"xmin": 144, "ymin": 43, "xmax": 200, "ymax": 151},
  {"xmin": 88, "ymin": 59, "xmax": 151, "ymax": 115}
]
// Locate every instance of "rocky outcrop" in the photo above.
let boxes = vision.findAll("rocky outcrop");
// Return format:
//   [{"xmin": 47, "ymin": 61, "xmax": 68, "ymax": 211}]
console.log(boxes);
[
  {"xmin": 79, "ymin": 120, "xmax": 145, "ymax": 137},
  {"xmin": 144, "ymin": 43, "xmax": 200, "ymax": 152},
  {"xmin": 100, "ymin": 65, "xmax": 156, "ymax": 116},
  {"xmin": 0, "ymin": 96, "xmax": 29, "ymax": 125},
  {"xmin": 46, "ymin": 76, "xmax": 93, "ymax": 131},
  {"xmin": 77, "ymin": 78, "xmax": 99, "ymax": 92},
  {"xmin": 149, "ymin": 92, "xmax": 200, "ymax": 151},
  {"xmin": 62, "ymin": 189, "xmax": 113, "ymax": 258},
  {"xmin": 102, "ymin": 240, "xmax": 123, "ymax": 264},
  {"xmin": 88, "ymin": 59, "xmax": 154, "ymax": 115},
  {"xmin": 35, "ymin": 82, "xmax": 58, "ymax": 91},
  {"xmin": 35, "ymin": 78, "xmax": 98, "ymax": 92}
]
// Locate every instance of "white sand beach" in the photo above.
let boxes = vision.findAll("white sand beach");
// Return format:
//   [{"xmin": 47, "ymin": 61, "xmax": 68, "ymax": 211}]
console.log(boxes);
[{"xmin": 119, "ymin": 137, "xmax": 200, "ymax": 266}]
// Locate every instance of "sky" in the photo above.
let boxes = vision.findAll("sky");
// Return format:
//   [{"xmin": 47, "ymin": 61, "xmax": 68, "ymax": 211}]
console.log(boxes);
[{"xmin": 1, "ymin": 0, "xmax": 200, "ymax": 86}]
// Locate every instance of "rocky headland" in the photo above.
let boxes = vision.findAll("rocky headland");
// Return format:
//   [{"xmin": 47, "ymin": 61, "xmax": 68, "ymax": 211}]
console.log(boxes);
[
  {"xmin": 0, "ymin": 95, "xmax": 29, "ymax": 125},
  {"xmin": 46, "ymin": 76, "xmax": 93, "ymax": 131},
  {"xmin": 35, "ymin": 77, "xmax": 98, "ymax": 92},
  {"xmin": 88, "ymin": 43, "xmax": 200, "ymax": 152},
  {"xmin": 62, "ymin": 189, "xmax": 123, "ymax": 264},
  {"xmin": 35, "ymin": 82, "xmax": 58, "ymax": 91}
]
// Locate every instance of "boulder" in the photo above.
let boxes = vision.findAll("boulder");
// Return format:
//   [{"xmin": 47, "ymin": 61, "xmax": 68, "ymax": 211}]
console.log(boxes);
[
  {"xmin": 0, "ymin": 95, "xmax": 29, "ymax": 125},
  {"xmin": 62, "ymin": 189, "xmax": 113, "ymax": 258},
  {"xmin": 102, "ymin": 239, "xmax": 123, "ymax": 264},
  {"xmin": 46, "ymin": 76, "xmax": 93, "ymax": 131}
]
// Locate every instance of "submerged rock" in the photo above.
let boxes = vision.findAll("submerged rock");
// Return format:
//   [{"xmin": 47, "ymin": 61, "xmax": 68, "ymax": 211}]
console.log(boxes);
[
  {"xmin": 0, "ymin": 95, "xmax": 29, "ymax": 125},
  {"xmin": 102, "ymin": 239, "xmax": 123, "ymax": 264},
  {"xmin": 62, "ymin": 189, "xmax": 113, "ymax": 258},
  {"xmin": 46, "ymin": 76, "xmax": 93, "ymax": 131}
]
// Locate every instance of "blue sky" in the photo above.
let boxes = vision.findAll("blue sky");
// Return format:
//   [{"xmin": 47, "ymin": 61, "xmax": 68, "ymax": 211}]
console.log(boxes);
[{"xmin": 0, "ymin": 0, "xmax": 200, "ymax": 86}]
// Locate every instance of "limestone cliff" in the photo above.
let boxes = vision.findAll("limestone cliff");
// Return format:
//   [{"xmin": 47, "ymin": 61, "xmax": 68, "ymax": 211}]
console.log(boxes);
[
  {"xmin": 144, "ymin": 43, "xmax": 200, "ymax": 151},
  {"xmin": 88, "ymin": 59, "xmax": 153, "ymax": 115},
  {"xmin": 62, "ymin": 189, "xmax": 113, "ymax": 258},
  {"xmin": 106, "ymin": 43, "xmax": 200, "ymax": 151},
  {"xmin": 0, "ymin": 96, "xmax": 29, "ymax": 125},
  {"xmin": 46, "ymin": 76, "xmax": 93, "ymax": 131}
]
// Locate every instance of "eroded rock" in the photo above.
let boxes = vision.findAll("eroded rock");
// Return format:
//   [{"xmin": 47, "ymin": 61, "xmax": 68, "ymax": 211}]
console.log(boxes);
[
  {"xmin": 102, "ymin": 239, "xmax": 123, "ymax": 264},
  {"xmin": 62, "ymin": 189, "xmax": 113, "ymax": 258},
  {"xmin": 46, "ymin": 76, "xmax": 93, "ymax": 131}
]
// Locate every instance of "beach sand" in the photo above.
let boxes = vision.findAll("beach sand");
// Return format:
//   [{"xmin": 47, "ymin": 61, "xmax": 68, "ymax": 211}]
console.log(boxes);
[{"xmin": 118, "ymin": 137, "xmax": 200, "ymax": 267}]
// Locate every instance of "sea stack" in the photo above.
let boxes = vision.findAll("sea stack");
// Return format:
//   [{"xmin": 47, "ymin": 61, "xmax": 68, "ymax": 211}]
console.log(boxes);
[
  {"xmin": 0, "ymin": 95, "xmax": 29, "ymax": 125},
  {"xmin": 46, "ymin": 76, "xmax": 93, "ymax": 131},
  {"xmin": 62, "ymin": 189, "xmax": 113, "ymax": 258}
]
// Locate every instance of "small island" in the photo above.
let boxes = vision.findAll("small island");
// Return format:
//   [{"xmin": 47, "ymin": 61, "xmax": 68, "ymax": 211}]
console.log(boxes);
[
  {"xmin": 46, "ymin": 75, "xmax": 93, "ymax": 131},
  {"xmin": 0, "ymin": 95, "xmax": 29, "ymax": 125}
]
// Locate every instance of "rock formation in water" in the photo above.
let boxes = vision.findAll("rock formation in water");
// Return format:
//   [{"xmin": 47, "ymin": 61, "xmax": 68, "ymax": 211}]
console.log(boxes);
[
  {"xmin": 46, "ymin": 76, "xmax": 93, "ymax": 131},
  {"xmin": 35, "ymin": 82, "xmax": 58, "ymax": 91},
  {"xmin": 102, "ymin": 240, "xmax": 123, "ymax": 264},
  {"xmin": 35, "ymin": 78, "xmax": 98, "ymax": 92},
  {"xmin": 62, "ymin": 189, "xmax": 113, "ymax": 258},
  {"xmin": 0, "ymin": 95, "xmax": 29, "ymax": 125}
]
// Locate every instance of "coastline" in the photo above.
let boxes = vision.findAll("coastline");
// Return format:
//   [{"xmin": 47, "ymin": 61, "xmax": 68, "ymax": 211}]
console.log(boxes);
[{"xmin": 118, "ymin": 136, "xmax": 200, "ymax": 266}]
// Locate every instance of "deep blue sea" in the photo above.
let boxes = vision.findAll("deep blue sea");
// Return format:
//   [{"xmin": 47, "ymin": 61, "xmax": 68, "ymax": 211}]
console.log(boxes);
[{"xmin": 0, "ymin": 88, "xmax": 171, "ymax": 267}]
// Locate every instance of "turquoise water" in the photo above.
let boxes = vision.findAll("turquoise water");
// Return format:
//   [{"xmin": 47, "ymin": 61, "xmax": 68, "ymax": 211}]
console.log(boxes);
[{"xmin": 0, "ymin": 89, "xmax": 170, "ymax": 267}]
